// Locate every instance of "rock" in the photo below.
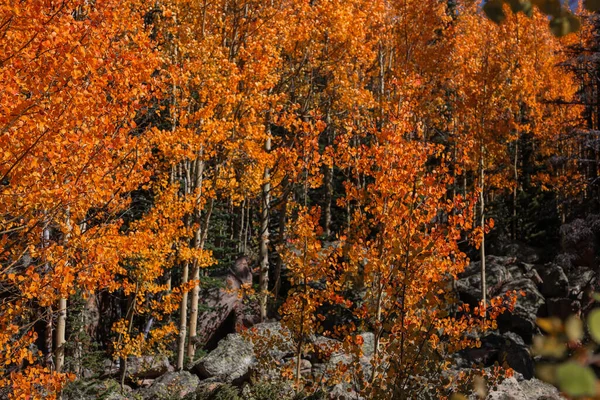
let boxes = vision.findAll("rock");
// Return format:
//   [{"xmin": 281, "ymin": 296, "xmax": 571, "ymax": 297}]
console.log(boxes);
[
  {"xmin": 545, "ymin": 298, "xmax": 581, "ymax": 320},
  {"xmin": 497, "ymin": 278, "xmax": 545, "ymax": 343},
  {"xmin": 102, "ymin": 359, "xmax": 120, "ymax": 377},
  {"xmin": 138, "ymin": 371, "xmax": 199, "ymax": 400},
  {"xmin": 329, "ymin": 382, "xmax": 364, "ymax": 400},
  {"xmin": 485, "ymin": 376, "xmax": 565, "ymax": 399},
  {"xmin": 566, "ymin": 266, "xmax": 595, "ymax": 299},
  {"xmin": 137, "ymin": 379, "xmax": 154, "ymax": 388},
  {"xmin": 125, "ymin": 355, "xmax": 173, "ymax": 380},
  {"xmin": 457, "ymin": 256, "xmax": 514, "ymax": 305},
  {"xmin": 560, "ymin": 218, "xmax": 597, "ymax": 269},
  {"xmin": 62, "ymin": 379, "xmax": 135, "ymax": 400},
  {"xmin": 250, "ymin": 321, "xmax": 294, "ymax": 360},
  {"xmin": 310, "ymin": 336, "xmax": 343, "ymax": 363},
  {"xmin": 534, "ymin": 263, "xmax": 569, "ymax": 298},
  {"xmin": 195, "ymin": 321, "xmax": 297, "ymax": 384},
  {"xmin": 358, "ymin": 332, "xmax": 375, "ymax": 357},
  {"xmin": 193, "ymin": 380, "xmax": 227, "ymax": 399},
  {"xmin": 193, "ymin": 333, "xmax": 254, "ymax": 383},
  {"xmin": 196, "ymin": 256, "xmax": 259, "ymax": 351},
  {"xmin": 503, "ymin": 243, "xmax": 541, "ymax": 264},
  {"xmin": 300, "ymin": 358, "xmax": 313, "ymax": 376},
  {"xmin": 241, "ymin": 380, "xmax": 296, "ymax": 399},
  {"xmin": 457, "ymin": 332, "xmax": 534, "ymax": 379},
  {"xmin": 194, "ymin": 381, "xmax": 241, "ymax": 399},
  {"xmin": 555, "ymin": 253, "xmax": 576, "ymax": 271}
]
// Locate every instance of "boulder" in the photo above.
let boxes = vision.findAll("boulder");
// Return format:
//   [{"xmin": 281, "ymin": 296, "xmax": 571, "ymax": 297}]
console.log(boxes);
[
  {"xmin": 533, "ymin": 263, "xmax": 569, "ymax": 298},
  {"xmin": 299, "ymin": 358, "xmax": 313, "ymax": 376},
  {"xmin": 358, "ymin": 332, "xmax": 375, "ymax": 358},
  {"xmin": 485, "ymin": 376, "xmax": 565, "ymax": 399},
  {"xmin": 457, "ymin": 332, "xmax": 534, "ymax": 379},
  {"xmin": 545, "ymin": 298, "xmax": 581, "ymax": 320},
  {"xmin": 193, "ymin": 333, "xmax": 255, "ymax": 383},
  {"xmin": 192, "ymin": 380, "xmax": 228, "ymax": 399},
  {"xmin": 560, "ymin": 218, "xmax": 596, "ymax": 269},
  {"xmin": 194, "ymin": 381, "xmax": 241, "ymax": 400},
  {"xmin": 250, "ymin": 321, "xmax": 294, "ymax": 360},
  {"xmin": 310, "ymin": 336, "xmax": 343, "ymax": 363},
  {"xmin": 125, "ymin": 355, "xmax": 173, "ymax": 380},
  {"xmin": 566, "ymin": 267, "xmax": 595, "ymax": 299},
  {"xmin": 503, "ymin": 243, "xmax": 541, "ymax": 264},
  {"xmin": 138, "ymin": 371, "xmax": 199, "ymax": 399},
  {"xmin": 457, "ymin": 256, "xmax": 514, "ymax": 305},
  {"xmin": 62, "ymin": 379, "xmax": 134, "ymax": 400},
  {"xmin": 329, "ymin": 382, "xmax": 365, "ymax": 400},
  {"xmin": 497, "ymin": 278, "xmax": 545, "ymax": 343},
  {"xmin": 196, "ymin": 256, "xmax": 259, "ymax": 351}
]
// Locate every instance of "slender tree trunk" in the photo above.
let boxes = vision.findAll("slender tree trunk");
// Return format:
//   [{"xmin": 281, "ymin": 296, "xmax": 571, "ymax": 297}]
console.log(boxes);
[
  {"xmin": 244, "ymin": 202, "xmax": 250, "ymax": 253},
  {"xmin": 42, "ymin": 215, "xmax": 55, "ymax": 370},
  {"xmin": 187, "ymin": 158, "xmax": 208, "ymax": 363},
  {"xmin": 45, "ymin": 307, "xmax": 53, "ymax": 369},
  {"xmin": 177, "ymin": 261, "xmax": 189, "ymax": 370},
  {"xmin": 324, "ymin": 163, "xmax": 333, "ymax": 238},
  {"xmin": 452, "ymin": 143, "xmax": 457, "ymax": 202},
  {"xmin": 295, "ymin": 336, "xmax": 304, "ymax": 386},
  {"xmin": 238, "ymin": 199, "xmax": 245, "ymax": 253},
  {"xmin": 512, "ymin": 139, "xmax": 519, "ymax": 241},
  {"xmin": 259, "ymin": 132, "xmax": 272, "ymax": 321},
  {"xmin": 56, "ymin": 210, "xmax": 71, "ymax": 373},
  {"xmin": 324, "ymin": 113, "xmax": 334, "ymax": 238},
  {"xmin": 187, "ymin": 261, "xmax": 200, "ymax": 362},
  {"xmin": 119, "ymin": 284, "xmax": 138, "ymax": 390},
  {"xmin": 273, "ymin": 182, "xmax": 289, "ymax": 300},
  {"xmin": 479, "ymin": 148, "xmax": 486, "ymax": 318},
  {"xmin": 55, "ymin": 298, "xmax": 67, "ymax": 372}
]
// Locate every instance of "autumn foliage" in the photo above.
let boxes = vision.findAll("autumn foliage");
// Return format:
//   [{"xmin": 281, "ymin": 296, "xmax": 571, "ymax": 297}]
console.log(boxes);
[{"xmin": 0, "ymin": 0, "xmax": 586, "ymax": 398}]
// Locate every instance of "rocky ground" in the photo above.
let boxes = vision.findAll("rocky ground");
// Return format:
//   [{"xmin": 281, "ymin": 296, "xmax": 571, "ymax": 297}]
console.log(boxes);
[{"xmin": 64, "ymin": 217, "xmax": 600, "ymax": 399}]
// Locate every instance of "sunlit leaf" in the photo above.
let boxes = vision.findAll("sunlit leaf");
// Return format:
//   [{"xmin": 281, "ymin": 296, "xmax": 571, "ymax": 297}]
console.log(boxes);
[
  {"xmin": 565, "ymin": 316, "xmax": 584, "ymax": 342},
  {"xmin": 555, "ymin": 362, "xmax": 597, "ymax": 397},
  {"xmin": 588, "ymin": 309, "xmax": 600, "ymax": 343},
  {"xmin": 535, "ymin": 363, "xmax": 556, "ymax": 384},
  {"xmin": 536, "ymin": 317, "xmax": 563, "ymax": 334}
]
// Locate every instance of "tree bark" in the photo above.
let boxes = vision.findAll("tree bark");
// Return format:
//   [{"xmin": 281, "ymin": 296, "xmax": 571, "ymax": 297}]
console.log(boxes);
[
  {"xmin": 45, "ymin": 307, "xmax": 53, "ymax": 369},
  {"xmin": 273, "ymin": 181, "xmax": 289, "ymax": 300},
  {"xmin": 55, "ymin": 210, "xmax": 71, "ymax": 373},
  {"xmin": 187, "ymin": 158, "xmax": 209, "ymax": 363},
  {"xmin": 176, "ymin": 261, "xmax": 189, "ymax": 370},
  {"xmin": 259, "ymin": 129, "xmax": 272, "ymax": 321},
  {"xmin": 479, "ymin": 147, "xmax": 486, "ymax": 318},
  {"xmin": 512, "ymin": 139, "xmax": 519, "ymax": 241}
]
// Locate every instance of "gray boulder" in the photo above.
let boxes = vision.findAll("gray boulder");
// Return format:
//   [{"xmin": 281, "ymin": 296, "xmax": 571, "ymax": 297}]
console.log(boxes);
[
  {"xmin": 456, "ymin": 332, "xmax": 534, "ymax": 379},
  {"xmin": 358, "ymin": 332, "xmax": 375, "ymax": 358},
  {"xmin": 126, "ymin": 355, "xmax": 173, "ymax": 380},
  {"xmin": 503, "ymin": 243, "xmax": 541, "ymax": 264},
  {"xmin": 534, "ymin": 263, "xmax": 569, "ymax": 298},
  {"xmin": 457, "ymin": 256, "xmax": 514, "ymax": 304},
  {"xmin": 485, "ymin": 376, "xmax": 564, "ymax": 399},
  {"xmin": 138, "ymin": 371, "xmax": 199, "ymax": 399},
  {"xmin": 560, "ymin": 218, "xmax": 596, "ymax": 269},
  {"xmin": 545, "ymin": 298, "xmax": 581, "ymax": 320},
  {"xmin": 250, "ymin": 321, "xmax": 295, "ymax": 360},
  {"xmin": 193, "ymin": 333, "xmax": 255, "ymax": 383},
  {"xmin": 62, "ymin": 379, "xmax": 134, "ymax": 400},
  {"xmin": 566, "ymin": 266, "xmax": 595, "ymax": 299},
  {"xmin": 310, "ymin": 336, "xmax": 343, "ymax": 363},
  {"xmin": 497, "ymin": 278, "xmax": 545, "ymax": 343}
]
